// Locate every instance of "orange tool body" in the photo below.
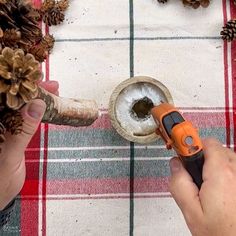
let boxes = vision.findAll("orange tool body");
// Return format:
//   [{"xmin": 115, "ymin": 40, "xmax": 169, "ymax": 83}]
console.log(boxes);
[{"xmin": 151, "ymin": 103, "xmax": 204, "ymax": 188}]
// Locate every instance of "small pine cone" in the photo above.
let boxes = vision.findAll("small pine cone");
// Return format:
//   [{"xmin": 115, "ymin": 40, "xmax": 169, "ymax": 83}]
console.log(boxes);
[
  {"xmin": 29, "ymin": 34, "xmax": 55, "ymax": 62},
  {"xmin": 221, "ymin": 19, "xmax": 236, "ymax": 42},
  {"xmin": 41, "ymin": 34, "xmax": 55, "ymax": 53},
  {"xmin": 57, "ymin": 0, "xmax": 69, "ymax": 11},
  {"xmin": 43, "ymin": 7, "xmax": 65, "ymax": 26},
  {"xmin": 29, "ymin": 45, "xmax": 48, "ymax": 62},
  {"xmin": 0, "ymin": 47, "xmax": 42, "ymax": 110},
  {"xmin": 0, "ymin": 29, "xmax": 21, "ymax": 49},
  {"xmin": 0, "ymin": 122, "xmax": 6, "ymax": 143},
  {"xmin": 1, "ymin": 109, "xmax": 23, "ymax": 135},
  {"xmin": 182, "ymin": 0, "xmax": 200, "ymax": 8},
  {"xmin": 199, "ymin": 0, "xmax": 210, "ymax": 8},
  {"xmin": 182, "ymin": 0, "xmax": 210, "ymax": 9},
  {"xmin": 41, "ymin": 0, "xmax": 68, "ymax": 26}
]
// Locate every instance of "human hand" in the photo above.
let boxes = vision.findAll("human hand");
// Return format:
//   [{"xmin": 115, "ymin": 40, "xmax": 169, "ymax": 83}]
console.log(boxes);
[
  {"xmin": 0, "ymin": 81, "xmax": 59, "ymax": 210},
  {"xmin": 169, "ymin": 138, "xmax": 236, "ymax": 236}
]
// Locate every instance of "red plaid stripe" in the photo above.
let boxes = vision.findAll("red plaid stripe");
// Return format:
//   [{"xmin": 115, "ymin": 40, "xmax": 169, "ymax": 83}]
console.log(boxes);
[
  {"xmin": 20, "ymin": 1, "xmax": 42, "ymax": 235},
  {"xmin": 21, "ymin": 129, "xmax": 41, "ymax": 236},
  {"xmin": 230, "ymin": 1, "xmax": 236, "ymax": 152}
]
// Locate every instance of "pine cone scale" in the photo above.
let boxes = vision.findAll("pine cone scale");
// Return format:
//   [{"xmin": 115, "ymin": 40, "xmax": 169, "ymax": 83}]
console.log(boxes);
[
  {"xmin": 22, "ymin": 80, "xmax": 37, "ymax": 91},
  {"xmin": 0, "ymin": 55, "xmax": 10, "ymax": 68},
  {"xmin": 0, "ymin": 81, "xmax": 9, "ymax": 93},
  {"xmin": 9, "ymin": 82, "xmax": 19, "ymax": 95},
  {"xmin": 27, "ymin": 70, "xmax": 42, "ymax": 81},
  {"xmin": 19, "ymin": 85, "xmax": 37, "ymax": 103},
  {"xmin": 6, "ymin": 92, "xmax": 21, "ymax": 109},
  {"xmin": 0, "ymin": 69, "xmax": 11, "ymax": 80}
]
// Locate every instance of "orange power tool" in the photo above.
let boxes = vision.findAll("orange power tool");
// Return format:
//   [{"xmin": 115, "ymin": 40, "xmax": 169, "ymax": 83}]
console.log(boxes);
[{"xmin": 151, "ymin": 103, "xmax": 204, "ymax": 189}]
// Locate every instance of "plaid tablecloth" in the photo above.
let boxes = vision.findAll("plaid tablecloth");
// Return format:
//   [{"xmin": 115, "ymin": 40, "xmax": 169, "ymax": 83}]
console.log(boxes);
[{"xmin": 1, "ymin": 0, "xmax": 236, "ymax": 235}]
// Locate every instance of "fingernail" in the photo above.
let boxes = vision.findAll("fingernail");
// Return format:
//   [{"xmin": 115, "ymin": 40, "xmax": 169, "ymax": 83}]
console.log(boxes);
[
  {"xmin": 27, "ymin": 100, "xmax": 46, "ymax": 119},
  {"xmin": 170, "ymin": 158, "xmax": 181, "ymax": 174}
]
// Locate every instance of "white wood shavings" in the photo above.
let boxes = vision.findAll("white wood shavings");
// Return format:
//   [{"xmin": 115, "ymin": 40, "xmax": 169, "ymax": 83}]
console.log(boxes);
[{"xmin": 115, "ymin": 82, "xmax": 167, "ymax": 136}]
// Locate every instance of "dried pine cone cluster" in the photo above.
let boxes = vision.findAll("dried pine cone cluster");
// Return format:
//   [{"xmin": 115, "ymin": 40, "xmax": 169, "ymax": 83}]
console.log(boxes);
[
  {"xmin": 0, "ymin": 0, "xmax": 42, "ymax": 51},
  {"xmin": 0, "ymin": 0, "xmax": 69, "ymax": 140},
  {"xmin": 0, "ymin": 0, "xmax": 69, "ymax": 62}
]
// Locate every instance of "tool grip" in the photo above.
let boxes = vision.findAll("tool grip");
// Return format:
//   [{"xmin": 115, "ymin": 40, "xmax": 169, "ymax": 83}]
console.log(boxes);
[{"xmin": 182, "ymin": 150, "xmax": 204, "ymax": 189}]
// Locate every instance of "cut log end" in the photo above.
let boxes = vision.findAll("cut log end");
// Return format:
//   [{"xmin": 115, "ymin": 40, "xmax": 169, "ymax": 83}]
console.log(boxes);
[{"xmin": 38, "ymin": 87, "xmax": 99, "ymax": 127}]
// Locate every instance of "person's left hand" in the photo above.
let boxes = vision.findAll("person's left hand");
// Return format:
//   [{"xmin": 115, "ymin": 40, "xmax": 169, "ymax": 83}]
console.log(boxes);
[{"xmin": 0, "ymin": 81, "xmax": 59, "ymax": 210}]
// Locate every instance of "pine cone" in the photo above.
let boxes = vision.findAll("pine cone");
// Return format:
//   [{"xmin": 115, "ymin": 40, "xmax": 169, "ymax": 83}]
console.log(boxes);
[
  {"xmin": 42, "ymin": 34, "xmax": 55, "ymax": 53},
  {"xmin": 221, "ymin": 19, "xmax": 236, "ymax": 42},
  {"xmin": 1, "ymin": 109, "xmax": 23, "ymax": 135},
  {"xmin": 182, "ymin": 0, "xmax": 210, "ymax": 9},
  {"xmin": 29, "ymin": 34, "xmax": 55, "ymax": 62},
  {"xmin": 43, "ymin": 6, "xmax": 65, "ymax": 26},
  {"xmin": 0, "ymin": 47, "xmax": 42, "ymax": 110},
  {"xmin": 0, "ymin": 0, "xmax": 42, "ymax": 50},
  {"xmin": 41, "ymin": 0, "xmax": 69, "ymax": 26}
]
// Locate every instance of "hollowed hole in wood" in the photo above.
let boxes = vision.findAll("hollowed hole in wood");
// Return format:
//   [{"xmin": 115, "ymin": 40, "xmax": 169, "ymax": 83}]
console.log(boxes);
[{"xmin": 131, "ymin": 97, "xmax": 154, "ymax": 120}]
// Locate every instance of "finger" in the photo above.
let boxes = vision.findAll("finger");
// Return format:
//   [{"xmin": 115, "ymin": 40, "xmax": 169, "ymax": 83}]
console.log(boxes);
[
  {"xmin": 1, "ymin": 99, "xmax": 46, "ymax": 165},
  {"xmin": 169, "ymin": 157, "xmax": 203, "ymax": 226},
  {"xmin": 202, "ymin": 138, "xmax": 234, "ymax": 180},
  {"xmin": 39, "ymin": 81, "xmax": 59, "ymax": 95},
  {"xmin": 202, "ymin": 138, "xmax": 224, "ymax": 161}
]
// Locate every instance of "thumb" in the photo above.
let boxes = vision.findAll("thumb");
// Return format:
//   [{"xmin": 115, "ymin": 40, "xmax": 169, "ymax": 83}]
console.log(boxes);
[
  {"xmin": 4, "ymin": 99, "xmax": 46, "ymax": 156},
  {"xmin": 169, "ymin": 157, "xmax": 203, "ymax": 225}
]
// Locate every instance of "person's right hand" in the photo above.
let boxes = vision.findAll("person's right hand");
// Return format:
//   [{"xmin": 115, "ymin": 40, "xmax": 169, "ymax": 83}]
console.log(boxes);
[{"xmin": 169, "ymin": 138, "xmax": 236, "ymax": 236}]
